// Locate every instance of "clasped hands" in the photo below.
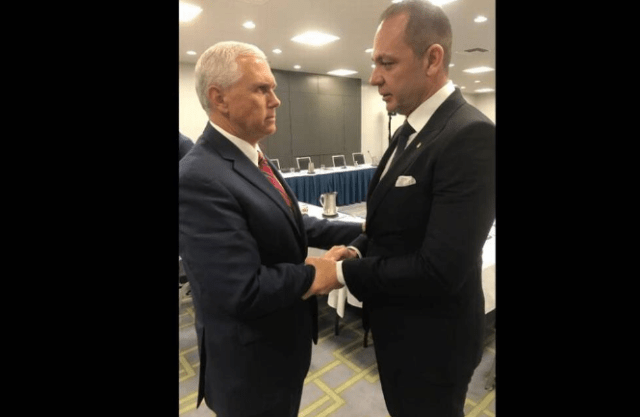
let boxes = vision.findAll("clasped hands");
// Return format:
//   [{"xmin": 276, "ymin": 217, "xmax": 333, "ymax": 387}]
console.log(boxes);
[{"xmin": 302, "ymin": 245, "xmax": 357, "ymax": 300}]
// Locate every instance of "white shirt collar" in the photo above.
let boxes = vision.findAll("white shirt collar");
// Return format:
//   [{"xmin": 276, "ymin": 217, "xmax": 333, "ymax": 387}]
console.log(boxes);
[
  {"xmin": 405, "ymin": 80, "xmax": 455, "ymax": 137},
  {"xmin": 379, "ymin": 81, "xmax": 455, "ymax": 179},
  {"xmin": 209, "ymin": 121, "xmax": 261, "ymax": 167}
]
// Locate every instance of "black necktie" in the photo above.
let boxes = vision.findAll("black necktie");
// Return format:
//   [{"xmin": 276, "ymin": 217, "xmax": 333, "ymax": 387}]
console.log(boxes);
[{"xmin": 390, "ymin": 121, "xmax": 415, "ymax": 166}]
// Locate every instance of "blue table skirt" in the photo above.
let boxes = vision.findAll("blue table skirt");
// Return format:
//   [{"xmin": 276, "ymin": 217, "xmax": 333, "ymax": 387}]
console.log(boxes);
[{"xmin": 283, "ymin": 167, "xmax": 376, "ymax": 206}]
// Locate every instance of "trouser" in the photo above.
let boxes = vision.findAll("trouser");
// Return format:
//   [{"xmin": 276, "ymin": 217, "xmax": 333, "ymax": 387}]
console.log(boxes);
[
  {"xmin": 377, "ymin": 364, "xmax": 470, "ymax": 417},
  {"xmin": 214, "ymin": 383, "xmax": 303, "ymax": 417},
  {"xmin": 369, "ymin": 314, "xmax": 476, "ymax": 417}
]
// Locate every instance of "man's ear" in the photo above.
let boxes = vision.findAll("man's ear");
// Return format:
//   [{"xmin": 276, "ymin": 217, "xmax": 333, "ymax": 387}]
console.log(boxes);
[
  {"xmin": 422, "ymin": 44, "xmax": 445, "ymax": 77},
  {"xmin": 207, "ymin": 84, "xmax": 228, "ymax": 115}
]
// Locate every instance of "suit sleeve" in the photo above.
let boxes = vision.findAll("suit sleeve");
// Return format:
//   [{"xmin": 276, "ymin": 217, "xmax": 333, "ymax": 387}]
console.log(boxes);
[
  {"xmin": 179, "ymin": 174, "xmax": 314, "ymax": 320},
  {"xmin": 303, "ymin": 215, "xmax": 363, "ymax": 249},
  {"xmin": 342, "ymin": 121, "xmax": 495, "ymax": 299}
]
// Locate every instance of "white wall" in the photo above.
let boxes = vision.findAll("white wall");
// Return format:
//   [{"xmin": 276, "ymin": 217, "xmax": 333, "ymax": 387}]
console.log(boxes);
[
  {"xmin": 179, "ymin": 63, "xmax": 495, "ymax": 155},
  {"xmin": 360, "ymin": 83, "xmax": 404, "ymax": 163},
  {"xmin": 463, "ymin": 92, "xmax": 496, "ymax": 124},
  {"xmin": 179, "ymin": 62, "xmax": 208, "ymax": 141}
]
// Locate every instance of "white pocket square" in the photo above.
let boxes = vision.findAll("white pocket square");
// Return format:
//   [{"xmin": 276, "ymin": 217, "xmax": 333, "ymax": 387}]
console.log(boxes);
[{"xmin": 395, "ymin": 175, "xmax": 416, "ymax": 187}]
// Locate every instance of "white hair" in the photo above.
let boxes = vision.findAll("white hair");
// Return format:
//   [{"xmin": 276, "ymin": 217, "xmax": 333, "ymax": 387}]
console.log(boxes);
[{"xmin": 195, "ymin": 41, "xmax": 268, "ymax": 113}]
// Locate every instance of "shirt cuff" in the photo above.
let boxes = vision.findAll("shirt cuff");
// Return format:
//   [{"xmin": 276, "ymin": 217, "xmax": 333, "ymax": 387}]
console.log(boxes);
[
  {"xmin": 347, "ymin": 245, "xmax": 362, "ymax": 259},
  {"xmin": 336, "ymin": 261, "xmax": 346, "ymax": 285}
]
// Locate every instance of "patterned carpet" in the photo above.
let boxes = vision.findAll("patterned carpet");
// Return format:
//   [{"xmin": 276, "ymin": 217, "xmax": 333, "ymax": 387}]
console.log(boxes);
[{"xmin": 179, "ymin": 203, "xmax": 496, "ymax": 416}]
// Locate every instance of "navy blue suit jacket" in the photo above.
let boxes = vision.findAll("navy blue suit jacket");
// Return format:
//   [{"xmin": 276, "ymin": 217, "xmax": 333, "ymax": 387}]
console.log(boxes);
[
  {"xmin": 343, "ymin": 89, "xmax": 496, "ymax": 385},
  {"xmin": 179, "ymin": 123, "xmax": 361, "ymax": 415}
]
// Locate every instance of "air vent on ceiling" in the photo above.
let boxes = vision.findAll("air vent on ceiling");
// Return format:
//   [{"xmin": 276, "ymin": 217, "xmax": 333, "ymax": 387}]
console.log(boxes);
[
  {"xmin": 464, "ymin": 47, "xmax": 489, "ymax": 53},
  {"xmin": 232, "ymin": 0, "xmax": 270, "ymax": 4}
]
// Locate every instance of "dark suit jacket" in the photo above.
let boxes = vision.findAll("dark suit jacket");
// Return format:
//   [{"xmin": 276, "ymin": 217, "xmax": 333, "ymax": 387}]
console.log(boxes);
[
  {"xmin": 342, "ymin": 88, "xmax": 495, "ymax": 385},
  {"xmin": 179, "ymin": 132, "xmax": 194, "ymax": 160},
  {"xmin": 179, "ymin": 123, "xmax": 361, "ymax": 416}
]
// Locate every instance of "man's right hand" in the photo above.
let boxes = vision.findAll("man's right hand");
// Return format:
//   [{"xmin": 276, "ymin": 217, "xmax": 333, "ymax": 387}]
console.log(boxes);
[{"xmin": 302, "ymin": 257, "xmax": 343, "ymax": 300}]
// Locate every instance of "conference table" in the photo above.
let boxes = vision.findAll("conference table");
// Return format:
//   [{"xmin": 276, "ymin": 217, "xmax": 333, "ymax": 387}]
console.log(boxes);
[
  {"xmin": 282, "ymin": 165, "xmax": 376, "ymax": 206},
  {"xmin": 304, "ymin": 203, "xmax": 496, "ymax": 322}
]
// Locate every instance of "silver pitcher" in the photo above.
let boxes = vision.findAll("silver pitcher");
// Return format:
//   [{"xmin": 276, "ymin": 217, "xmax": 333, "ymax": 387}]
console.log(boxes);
[{"xmin": 319, "ymin": 192, "xmax": 338, "ymax": 217}]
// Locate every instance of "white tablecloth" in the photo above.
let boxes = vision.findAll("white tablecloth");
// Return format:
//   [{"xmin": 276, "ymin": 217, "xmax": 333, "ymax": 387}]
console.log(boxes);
[
  {"xmin": 304, "ymin": 202, "xmax": 496, "ymax": 316},
  {"xmin": 282, "ymin": 164, "xmax": 375, "ymax": 178}
]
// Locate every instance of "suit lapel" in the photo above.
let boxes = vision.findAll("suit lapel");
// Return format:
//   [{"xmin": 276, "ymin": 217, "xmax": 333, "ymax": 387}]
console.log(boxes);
[
  {"xmin": 202, "ymin": 124, "xmax": 303, "ymax": 238},
  {"xmin": 366, "ymin": 89, "xmax": 467, "ymax": 224}
]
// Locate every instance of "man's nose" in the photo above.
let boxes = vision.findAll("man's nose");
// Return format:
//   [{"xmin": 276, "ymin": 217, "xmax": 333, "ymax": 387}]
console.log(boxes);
[
  {"xmin": 369, "ymin": 65, "xmax": 382, "ymax": 86},
  {"xmin": 270, "ymin": 91, "xmax": 281, "ymax": 108}
]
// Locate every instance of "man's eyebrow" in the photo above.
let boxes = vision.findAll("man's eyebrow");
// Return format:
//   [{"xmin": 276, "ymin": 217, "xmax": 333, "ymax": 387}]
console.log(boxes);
[
  {"xmin": 371, "ymin": 53, "xmax": 393, "ymax": 63},
  {"xmin": 254, "ymin": 80, "xmax": 277, "ymax": 89}
]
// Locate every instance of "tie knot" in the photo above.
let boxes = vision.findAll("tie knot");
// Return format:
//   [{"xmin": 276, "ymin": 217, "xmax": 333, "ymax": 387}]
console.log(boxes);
[
  {"xmin": 257, "ymin": 150, "xmax": 266, "ymax": 166},
  {"xmin": 399, "ymin": 121, "xmax": 415, "ymax": 138}
]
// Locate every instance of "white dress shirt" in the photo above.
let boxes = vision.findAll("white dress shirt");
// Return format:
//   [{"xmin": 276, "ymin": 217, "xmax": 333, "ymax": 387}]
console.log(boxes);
[
  {"xmin": 380, "ymin": 80, "xmax": 455, "ymax": 179},
  {"xmin": 209, "ymin": 121, "xmax": 261, "ymax": 167},
  {"xmin": 336, "ymin": 80, "xmax": 455, "ymax": 284}
]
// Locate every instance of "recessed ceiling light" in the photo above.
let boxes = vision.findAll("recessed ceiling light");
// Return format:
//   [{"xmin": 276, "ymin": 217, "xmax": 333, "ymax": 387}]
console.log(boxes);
[
  {"xmin": 474, "ymin": 15, "xmax": 488, "ymax": 23},
  {"xmin": 179, "ymin": 2, "xmax": 202, "ymax": 23},
  {"xmin": 463, "ymin": 66, "xmax": 494, "ymax": 74},
  {"xmin": 395, "ymin": 0, "xmax": 458, "ymax": 4},
  {"xmin": 327, "ymin": 69, "xmax": 357, "ymax": 76},
  {"xmin": 291, "ymin": 31, "xmax": 339, "ymax": 46},
  {"xmin": 272, "ymin": 49, "xmax": 282, "ymax": 54},
  {"xmin": 294, "ymin": 65, "xmax": 301, "ymax": 70},
  {"xmin": 186, "ymin": 50, "xmax": 197, "ymax": 56},
  {"xmin": 475, "ymin": 88, "xmax": 495, "ymax": 93},
  {"xmin": 449, "ymin": 63, "xmax": 455, "ymax": 67},
  {"xmin": 474, "ymin": 80, "xmax": 481, "ymax": 83},
  {"xmin": 365, "ymin": 48, "xmax": 373, "ymax": 53},
  {"xmin": 243, "ymin": 21, "xmax": 256, "ymax": 29}
]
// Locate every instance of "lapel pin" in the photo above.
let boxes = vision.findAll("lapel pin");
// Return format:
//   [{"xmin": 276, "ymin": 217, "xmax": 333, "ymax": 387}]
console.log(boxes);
[{"xmin": 416, "ymin": 142, "xmax": 422, "ymax": 149}]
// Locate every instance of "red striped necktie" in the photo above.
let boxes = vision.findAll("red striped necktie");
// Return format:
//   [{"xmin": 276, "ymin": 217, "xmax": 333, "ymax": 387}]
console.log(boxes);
[{"xmin": 257, "ymin": 150, "xmax": 293, "ymax": 209}]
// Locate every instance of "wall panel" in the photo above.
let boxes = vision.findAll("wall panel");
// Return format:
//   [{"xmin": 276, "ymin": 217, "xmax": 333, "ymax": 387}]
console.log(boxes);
[{"xmin": 269, "ymin": 69, "xmax": 361, "ymax": 170}]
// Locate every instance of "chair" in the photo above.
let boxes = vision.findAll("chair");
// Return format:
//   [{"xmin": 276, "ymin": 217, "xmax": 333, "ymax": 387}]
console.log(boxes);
[
  {"xmin": 296, "ymin": 157, "xmax": 312, "ymax": 170},
  {"xmin": 332, "ymin": 155, "xmax": 346, "ymax": 168},
  {"xmin": 271, "ymin": 158, "xmax": 280, "ymax": 170},
  {"xmin": 179, "ymin": 257, "xmax": 190, "ymax": 305},
  {"xmin": 352, "ymin": 152, "xmax": 365, "ymax": 166}
]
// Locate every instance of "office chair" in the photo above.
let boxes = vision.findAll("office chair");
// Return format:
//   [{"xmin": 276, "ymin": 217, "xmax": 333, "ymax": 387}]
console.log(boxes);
[
  {"xmin": 179, "ymin": 257, "xmax": 190, "ymax": 305},
  {"xmin": 296, "ymin": 157, "xmax": 312, "ymax": 170}
]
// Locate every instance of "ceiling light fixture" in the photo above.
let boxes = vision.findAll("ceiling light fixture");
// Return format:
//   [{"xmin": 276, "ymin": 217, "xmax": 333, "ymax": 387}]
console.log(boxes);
[
  {"xmin": 272, "ymin": 49, "xmax": 282, "ymax": 54},
  {"xmin": 186, "ymin": 50, "xmax": 197, "ymax": 56},
  {"xmin": 430, "ymin": 0, "xmax": 458, "ymax": 5},
  {"xmin": 291, "ymin": 31, "xmax": 339, "ymax": 46},
  {"xmin": 243, "ymin": 21, "xmax": 256, "ymax": 29},
  {"xmin": 294, "ymin": 65, "xmax": 301, "ymax": 70},
  {"xmin": 327, "ymin": 69, "xmax": 357, "ymax": 76},
  {"xmin": 179, "ymin": 2, "xmax": 202, "ymax": 23},
  {"xmin": 463, "ymin": 66, "xmax": 494, "ymax": 74},
  {"xmin": 392, "ymin": 0, "xmax": 458, "ymax": 5},
  {"xmin": 474, "ymin": 15, "xmax": 488, "ymax": 23},
  {"xmin": 475, "ymin": 88, "xmax": 495, "ymax": 93}
]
